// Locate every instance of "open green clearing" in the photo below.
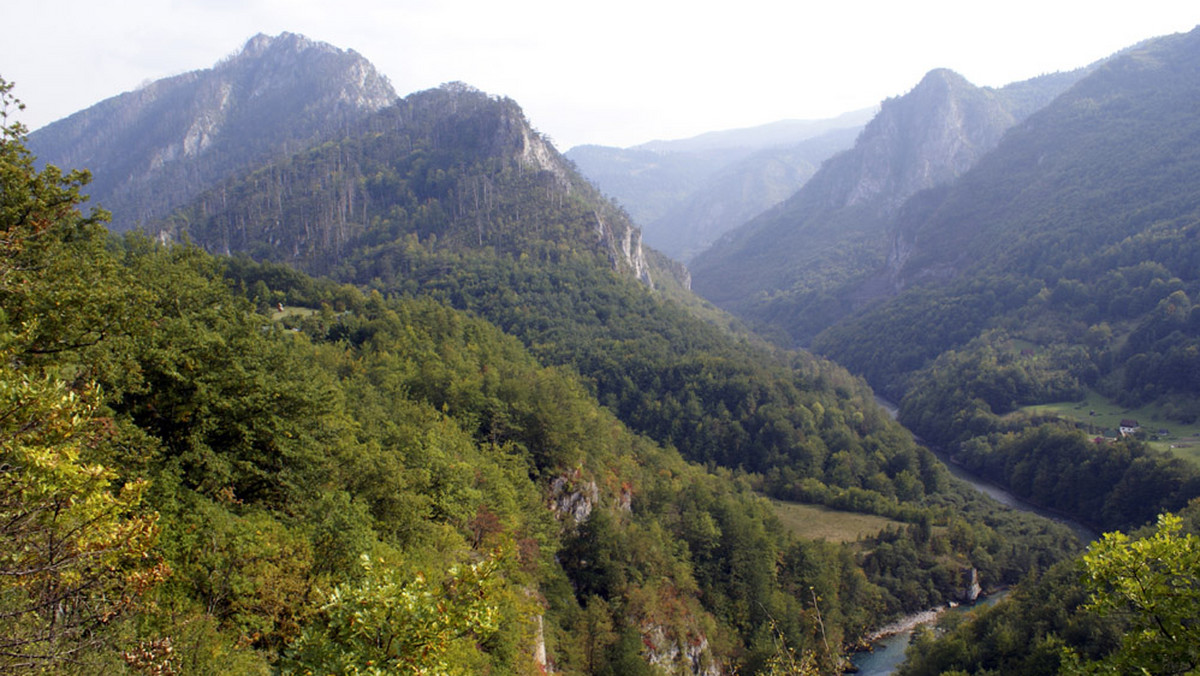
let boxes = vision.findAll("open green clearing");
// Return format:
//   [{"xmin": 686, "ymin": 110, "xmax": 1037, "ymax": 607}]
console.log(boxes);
[
  {"xmin": 769, "ymin": 499, "xmax": 903, "ymax": 543},
  {"xmin": 1018, "ymin": 389, "xmax": 1200, "ymax": 467},
  {"xmin": 270, "ymin": 305, "xmax": 317, "ymax": 321}
]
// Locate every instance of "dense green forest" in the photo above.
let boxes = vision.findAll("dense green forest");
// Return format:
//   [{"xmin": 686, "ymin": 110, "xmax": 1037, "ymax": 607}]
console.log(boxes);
[
  {"xmin": 811, "ymin": 233, "xmax": 1200, "ymax": 534},
  {"xmin": 161, "ymin": 78, "xmax": 1090, "ymax": 595},
  {"xmin": 896, "ymin": 501, "xmax": 1200, "ymax": 676},
  {"xmin": 0, "ymin": 75, "xmax": 1098, "ymax": 674}
]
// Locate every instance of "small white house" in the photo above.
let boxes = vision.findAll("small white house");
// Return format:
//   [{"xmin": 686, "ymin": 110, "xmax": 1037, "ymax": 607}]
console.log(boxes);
[{"xmin": 1119, "ymin": 419, "xmax": 1140, "ymax": 437}]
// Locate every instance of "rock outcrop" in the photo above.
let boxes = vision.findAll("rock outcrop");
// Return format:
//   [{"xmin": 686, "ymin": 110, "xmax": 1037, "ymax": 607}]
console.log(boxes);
[{"xmin": 548, "ymin": 473, "xmax": 599, "ymax": 524}]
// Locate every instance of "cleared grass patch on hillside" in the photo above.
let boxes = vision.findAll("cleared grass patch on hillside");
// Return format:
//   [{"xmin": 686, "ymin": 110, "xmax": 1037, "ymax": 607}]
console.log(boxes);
[
  {"xmin": 1018, "ymin": 389, "xmax": 1200, "ymax": 467},
  {"xmin": 270, "ymin": 306, "xmax": 317, "ymax": 321},
  {"xmin": 769, "ymin": 499, "xmax": 902, "ymax": 543}
]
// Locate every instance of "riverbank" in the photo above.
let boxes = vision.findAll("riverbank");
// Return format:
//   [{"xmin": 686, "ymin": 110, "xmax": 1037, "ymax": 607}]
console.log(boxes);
[
  {"xmin": 850, "ymin": 592, "xmax": 1010, "ymax": 675},
  {"xmin": 872, "ymin": 396, "xmax": 1098, "ymax": 542},
  {"xmin": 864, "ymin": 607, "xmax": 945, "ymax": 642},
  {"xmin": 929, "ymin": 446, "xmax": 1099, "ymax": 542}
]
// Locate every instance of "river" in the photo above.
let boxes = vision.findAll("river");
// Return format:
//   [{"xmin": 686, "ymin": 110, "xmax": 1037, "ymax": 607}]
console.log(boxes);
[
  {"xmin": 850, "ymin": 594, "xmax": 1008, "ymax": 675},
  {"xmin": 872, "ymin": 396, "xmax": 1097, "ymax": 542},
  {"xmin": 847, "ymin": 397, "xmax": 1097, "ymax": 674}
]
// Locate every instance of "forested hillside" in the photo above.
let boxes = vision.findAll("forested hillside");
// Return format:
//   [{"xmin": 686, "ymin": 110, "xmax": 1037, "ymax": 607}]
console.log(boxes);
[
  {"xmin": 1, "ymin": 56, "xmax": 1088, "ymax": 675},
  {"xmin": 7, "ymin": 87, "xmax": 865, "ymax": 673},
  {"xmin": 142, "ymin": 70, "xmax": 1063, "ymax": 545}
]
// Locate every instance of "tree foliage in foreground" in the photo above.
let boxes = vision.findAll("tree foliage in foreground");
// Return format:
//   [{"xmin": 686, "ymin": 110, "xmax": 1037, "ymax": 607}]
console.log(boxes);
[
  {"xmin": 898, "ymin": 501, "xmax": 1200, "ymax": 676},
  {"xmin": 1068, "ymin": 512, "xmax": 1200, "ymax": 675},
  {"xmin": 0, "ymin": 77, "xmax": 161, "ymax": 673},
  {"xmin": 284, "ymin": 553, "xmax": 506, "ymax": 675}
]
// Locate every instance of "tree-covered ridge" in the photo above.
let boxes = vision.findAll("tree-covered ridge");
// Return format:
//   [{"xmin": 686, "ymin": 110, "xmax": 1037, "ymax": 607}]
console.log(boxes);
[
  {"xmin": 151, "ymin": 75, "xmax": 948, "ymax": 509},
  {"xmin": 182, "ymin": 110, "xmax": 1063, "ymax": 557},
  {"xmin": 157, "ymin": 82, "xmax": 651, "ymax": 285},
  {"xmin": 148, "ymin": 51, "xmax": 1097, "ymax": 618}
]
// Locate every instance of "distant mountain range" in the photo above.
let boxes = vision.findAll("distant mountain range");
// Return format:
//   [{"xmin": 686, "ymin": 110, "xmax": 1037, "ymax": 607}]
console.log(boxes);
[
  {"xmin": 566, "ymin": 109, "xmax": 874, "ymax": 260},
  {"xmin": 688, "ymin": 67, "xmax": 1087, "ymax": 344}
]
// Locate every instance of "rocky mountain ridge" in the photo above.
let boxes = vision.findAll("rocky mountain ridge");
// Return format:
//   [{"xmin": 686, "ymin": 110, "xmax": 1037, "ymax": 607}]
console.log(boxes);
[
  {"xmin": 27, "ymin": 32, "xmax": 396, "ymax": 231},
  {"xmin": 150, "ymin": 80, "xmax": 657, "ymax": 286},
  {"xmin": 25, "ymin": 35, "xmax": 655, "ymax": 287},
  {"xmin": 887, "ymin": 30, "xmax": 1200, "ymax": 288}
]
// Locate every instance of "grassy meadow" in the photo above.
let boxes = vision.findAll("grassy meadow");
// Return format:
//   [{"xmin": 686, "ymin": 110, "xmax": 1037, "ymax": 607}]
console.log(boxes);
[
  {"xmin": 1018, "ymin": 389, "xmax": 1200, "ymax": 466},
  {"xmin": 769, "ymin": 499, "xmax": 903, "ymax": 543}
]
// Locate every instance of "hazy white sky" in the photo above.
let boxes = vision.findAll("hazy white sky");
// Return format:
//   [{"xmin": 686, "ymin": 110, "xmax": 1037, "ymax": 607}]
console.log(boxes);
[{"xmin": 3, "ymin": 1, "xmax": 1197, "ymax": 149}]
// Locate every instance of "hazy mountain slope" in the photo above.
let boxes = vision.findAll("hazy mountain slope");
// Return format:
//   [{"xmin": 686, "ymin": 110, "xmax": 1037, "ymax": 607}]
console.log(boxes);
[
  {"xmin": 818, "ymin": 26, "xmax": 1200, "ymax": 385},
  {"xmin": 689, "ymin": 68, "xmax": 1085, "ymax": 345},
  {"xmin": 565, "ymin": 143, "xmax": 733, "ymax": 228},
  {"xmin": 636, "ymin": 108, "xmax": 876, "ymax": 154},
  {"xmin": 565, "ymin": 110, "xmax": 872, "ymax": 260},
  {"xmin": 806, "ymin": 27, "xmax": 1200, "ymax": 537},
  {"xmin": 26, "ymin": 32, "xmax": 395, "ymax": 231},
  {"xmin": 650, "ymin": 126, "xmax": 863, "ymax": 261},
  {"xmin": 890, "ymin": 31, "xmax": 1200, "ymax": 286}
]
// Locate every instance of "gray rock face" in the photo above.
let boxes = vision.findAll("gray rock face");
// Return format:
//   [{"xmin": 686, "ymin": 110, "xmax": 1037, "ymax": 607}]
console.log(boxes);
[
  {"xmin": 548, "ymin": 474, "xmax": 598, "ymax": 524},
  {"xmin": 643, "ymin": 623, "xmax": 721, "ymax": 676},
  {"xmin": 961, "ymin": 568, "xmax": 982, "ymax": 603},
  {"xmin": 839, "ymin": 69, "xmax": 1013, "ymax": 216},
  {"xmin": 28, "ymin": 32, "xmax": 396, "ymax": 231}
]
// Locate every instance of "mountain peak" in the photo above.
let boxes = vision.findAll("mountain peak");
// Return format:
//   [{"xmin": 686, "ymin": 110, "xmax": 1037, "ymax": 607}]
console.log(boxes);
[
  {"xmin": 243, "ymin": 31, "xmax": 311, "ymax": 52},
  {"xmin": 233, "ymin": 32, "xmax": 351, "ymax": 62},
  {"xmin": 689, "ymin": 63, "xmax": 1085, "ymax": 344},
  {"xmin": 28, "ymin": 33, "xmax": 397, "ymax": 231},
  {"xmin": 916, "ymin": 67, "xmax": 969, "ymax": 87}
]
